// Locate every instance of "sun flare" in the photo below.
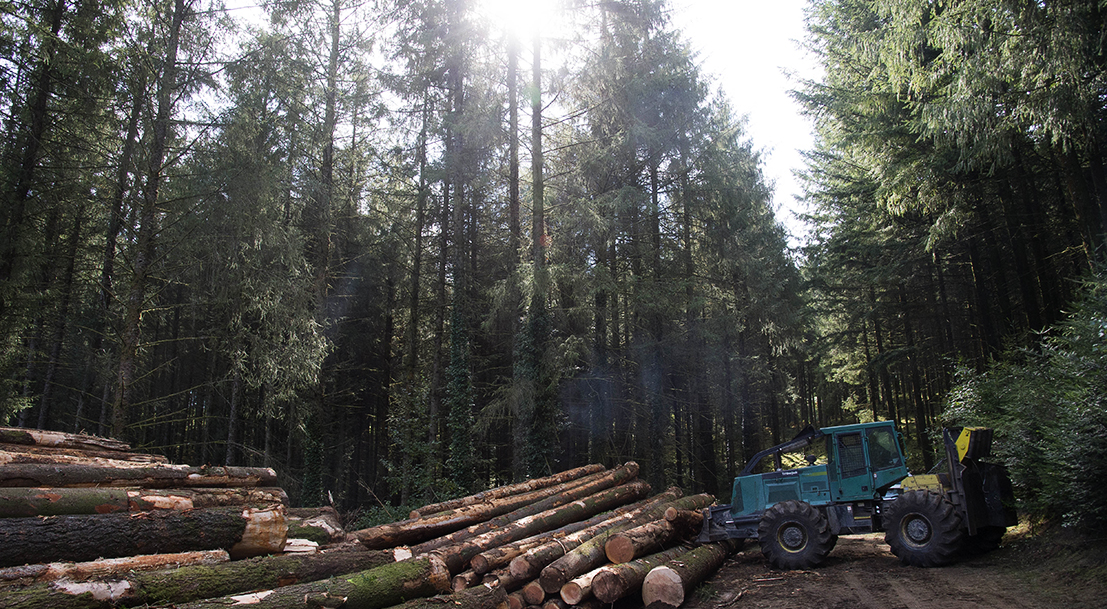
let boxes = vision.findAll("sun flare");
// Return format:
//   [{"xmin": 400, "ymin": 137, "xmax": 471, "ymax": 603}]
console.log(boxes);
[{"xmin": 478, "ymin": 0, "xmax": 560, "ymax": 38}]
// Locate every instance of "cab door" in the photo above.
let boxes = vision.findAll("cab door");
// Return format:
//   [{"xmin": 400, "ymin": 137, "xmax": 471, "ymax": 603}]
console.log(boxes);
[{"xmin": 830, "ymin": 431, "xmax": 871, "ymax": 501}]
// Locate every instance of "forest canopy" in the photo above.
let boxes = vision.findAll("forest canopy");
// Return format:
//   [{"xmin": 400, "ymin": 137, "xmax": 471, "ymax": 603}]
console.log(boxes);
[{"xmin": 2, "ymin": 0, "xmax": 1105, "ymax": 528}]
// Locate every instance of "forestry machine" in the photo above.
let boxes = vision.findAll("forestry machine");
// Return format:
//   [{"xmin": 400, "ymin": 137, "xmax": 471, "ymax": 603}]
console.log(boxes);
[{"xmin": 697, "ymin": 421, "xmax": 1016, "ymax": 568}]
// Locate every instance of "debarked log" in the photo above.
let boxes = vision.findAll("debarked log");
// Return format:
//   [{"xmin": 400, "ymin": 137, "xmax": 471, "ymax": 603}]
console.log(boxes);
[
  {"xmin": 0, "ymin": 487, "xmax": 288, "ymax": 518},
  {"xmin": 160, "ymin": 555, "xmax": 451, "ymax": 609},
  {"xmin": 640, "ymin": 540, "xmax": 741, "ymax": 608},
  {"xmin": 0, "ymin": 463, "xmax": 279, "ymax": 489},
  {"xmin": 0, "ymin": 547, "xmax": 395, "ymax": 609},
  {"xmin": 0, "ymin": 506, "xmax": 286, "ymax": 567}
]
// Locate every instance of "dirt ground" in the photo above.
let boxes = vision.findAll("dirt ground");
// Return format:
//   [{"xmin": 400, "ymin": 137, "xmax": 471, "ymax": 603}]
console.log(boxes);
[{"xmin": 678, "ymin": 530, "xmax": 1107, "ymax": 609}]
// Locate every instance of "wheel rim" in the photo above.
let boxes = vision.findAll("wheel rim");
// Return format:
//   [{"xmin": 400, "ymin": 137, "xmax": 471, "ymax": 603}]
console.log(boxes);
[
  {"xmin": 779, "ymin": 523, "xmax": 808, "ymax": 552},
  {"xmin": 903, "ymin": 514, "xmax": 932, "ymax": 548}
]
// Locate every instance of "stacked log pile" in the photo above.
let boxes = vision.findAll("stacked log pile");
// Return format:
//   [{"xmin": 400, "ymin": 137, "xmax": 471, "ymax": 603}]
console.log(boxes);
[{"xmin": 0, "ymin": 427, "xmax": 741, "ymax": 609}]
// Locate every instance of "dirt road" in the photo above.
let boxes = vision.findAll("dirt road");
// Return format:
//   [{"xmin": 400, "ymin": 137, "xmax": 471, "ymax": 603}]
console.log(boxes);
[{"xmin": 679, "ymin": 533, "xmax": 1106, "ymax": 609}]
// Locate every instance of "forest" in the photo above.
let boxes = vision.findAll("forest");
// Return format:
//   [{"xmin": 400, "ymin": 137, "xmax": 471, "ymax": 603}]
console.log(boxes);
[{"xmin": 2, "ymin": 0, "xmax": 1105, "ymax": 529}]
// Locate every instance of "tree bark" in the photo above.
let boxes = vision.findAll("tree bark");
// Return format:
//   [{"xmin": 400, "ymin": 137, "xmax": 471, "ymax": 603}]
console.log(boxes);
[
  {"xmin": 0, "ymin": 444, "xmax": 167, "ymax": 465},
  {"xmin": 0, "ymin": 428, "xmax": 131, "ymax": 452},
  {"xmin": 405, "ymin": 462, "xmax": 639, "ymax": 557},
  {"xmin": 590, "ymin": 544, "xmax": 690, "ymax": 603},
  {"xmin": 0, "ymin": 547, "xmax": 395, "ymax": 608},
  {"xmin": 391, "ymin": 582, "xmax": 506, "ymax": 609},
  {"xmin": 357, "ymin": 469, "xmax": 609, "ymax": 549},
  {"xmin": 559, "ymin": 564, "xmax": 605, "ymax": 605},
  {"xmin": 0, "ymin": 464, "xmax": 279, "ymax": 488},
  {"xmin": 640, "ymin": 540, "xmax": 740, "ymax": 608},
  {"xmin": 603, "ymin": 509, "xmax": 700, "ymax": 564},
  {"xmin": 535, "ymin": 494, "xmax": 713, "ymax": 593},
  {"xmin": 0, "ymin": 550, "xmax": 228, "ymax": 585},
  {"xmin": 0, "ymin": 486, "xmax": 287, "ymax": 518},
  {"xmin": 0, "ymin": 506, "xmax": 285, "ymax": 567},
  {"xmin": 522, "ymin": 580, "xmax": 546, "ymax": 605},
  {"xmin": 166, "ymin": 555, "xmax": 450, "ymax": 609},
  {"xmin": 410, "ymin": 464, "xmax": 605, "ymax": 518},
  {"xmin": 430, "ymin": 479, "xmax": 653, "ymax": 574}
]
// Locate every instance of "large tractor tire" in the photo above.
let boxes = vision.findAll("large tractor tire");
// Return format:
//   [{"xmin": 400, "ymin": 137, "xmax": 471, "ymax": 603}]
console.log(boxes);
[
  {"xmin": 884, "ymin": 490, "xmax": 965, "ymax": 567},
  {"xmin": 757, "ymin": 500, "xmax": 835, "ymax": 570}
]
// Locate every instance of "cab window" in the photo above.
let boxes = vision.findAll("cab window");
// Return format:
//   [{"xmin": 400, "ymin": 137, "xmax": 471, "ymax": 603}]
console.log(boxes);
[{"xmin": 866, "ymin": 427, "xmax": 902, "ymax": 470}]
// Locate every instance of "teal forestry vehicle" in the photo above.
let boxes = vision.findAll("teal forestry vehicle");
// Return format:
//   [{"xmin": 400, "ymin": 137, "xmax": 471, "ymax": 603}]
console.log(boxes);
[{"xmin": 697, "ymin": 421, "xmax": 1016, "ymax": 569}]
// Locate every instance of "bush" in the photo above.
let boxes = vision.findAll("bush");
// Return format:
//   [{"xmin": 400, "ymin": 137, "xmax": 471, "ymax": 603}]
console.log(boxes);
[{"xmin": 945, "ymin": 270, "xmax": 1107, "ymax": 531}]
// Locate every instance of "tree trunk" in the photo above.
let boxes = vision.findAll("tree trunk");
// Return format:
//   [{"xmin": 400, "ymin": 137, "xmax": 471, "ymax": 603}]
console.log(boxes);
[
  {"xmin": 469, "ymin": 506, "xmax": 613, "ymax": 575},
  {"xmin": 507, "ymin": 488, "xmax": 685, "ymax": 582},
  {"xmin": 391, "ymin": 582, "xmax": 506, "ymax": 609},
  {"xmin": 0, "ymin": 486, "xmax": 287, "ymax": 518},
  {"xmin": 411, "ymin": 464, "xmax": 604, "ymax": 518},
  {"xmin": 0, "ymin": 547, "xmax": 396, "ymax": 608},
  {"xmin": 405, "ymin": 462, "xmax": 639, "ymax": 556},
  {"xmin": 0, "ymin": 506, "xmax": 285, "ymax": 567},
  {"xmin": 639, "ymin": 540, "xmax": 740, "ymax": 608},
  {"xmin": 358, "ymin": 469, "xmax": 609, "ymax": 550},
  {"xmin": 430, "ymin": 479, "xmax": 652, "ymax": 574},
  {"xmin": 535, "ymin": 494, "xmax": 712, "ymax": 593},
  {"xmin": 590, "ymin": 544, "xmax": 691, "ymax": 603},
  {"xmin": 0, "ymin": 449, "xmax": 172, "ymax": 470},
  {"xmin": 0, "ymin": 463, "xmax": 279, "ymax": 488},
  {"xmin": 559, "ymin": 564, "xmax": 605, "ymax": 605},
  {"xmin": 167, "ymin": 555, "xmax": 450, "ymax": 609},
  {"xmin": 0, "ymin": 443, "xmax": 166, "ymax": 464},
  {"xmin": 0, "ymin": 428, "xmax": 131, "ymax": 452},
  {"xmin": 0, "ymin": 550, "xmax": 228, "ymax": 585},
  {"xmin": 602, "ymin": 510, "xmax": 699, "ymax": 565}
]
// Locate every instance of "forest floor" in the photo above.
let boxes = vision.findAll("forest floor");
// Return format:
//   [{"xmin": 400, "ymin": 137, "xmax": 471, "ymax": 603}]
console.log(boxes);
[{"xmin": 678, "ymin": 523, "xmax": 1107, "ymax": 609}]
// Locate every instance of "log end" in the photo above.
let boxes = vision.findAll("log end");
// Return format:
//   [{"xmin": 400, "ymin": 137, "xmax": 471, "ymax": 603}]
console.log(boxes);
[
  {"xmin": 522, "ymin": 580, "xmax": 546, "ymax": 605},
  {"xmin": 559, "ymin": 581, "xmax": 585, "ymax": 605},
  {"xmin": 229, "ymin": 507, "xmax": 288, "ymax": 559},
  {"xmin": 641, "ymin": 565, "xmax": 683, "ymax": 607},
  {"xmin": 604, "ymin": 536, "xmax": 635, "ymax": 565}
]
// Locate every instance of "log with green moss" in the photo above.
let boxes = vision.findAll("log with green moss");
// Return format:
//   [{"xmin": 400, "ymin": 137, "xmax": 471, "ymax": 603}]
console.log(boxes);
[
  {"xmin": 161, "ymin": 555, "xmax": 451, "ymax": 609},
  {"xmin": 0, "ymin": 463, "xmax": 278, "ymax": 489},
  {"xmin": 410, "ymin": 464, "xmax": 606, "ymax": 518},
  {"xmin": 639, "ymin": 540, "xmax": 741, "ymax": 608},
  {"xmin": 391, "ymin": 581, "xmax": 507, "ymax": 609},
  {"xmin": 355, "ymin": 469, "xmax": 609, "ymax": 551},
  {"xmin": 0, "ymin": 547, "xmax": 395, "ymax": 609},
  {"xmin": 0, "ymin": 506, "xmax": 286, "ymax": 567},
  {"xmin": 0, "ymin": 487, "xmax": 288, "ymax": 518},
  {"xmin": 400, "ymin": 462, "xmax": 641, "ymax": 557},
  {"xmin": 431, "ymin": 479, "xmax": 653, "ymax": 574}
]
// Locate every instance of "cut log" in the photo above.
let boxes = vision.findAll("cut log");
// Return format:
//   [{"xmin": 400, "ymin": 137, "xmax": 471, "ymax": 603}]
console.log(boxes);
[
  {"xmin": 356, "ymin": 469, "xmax": 610, "ymax": 550},
  {"xmin": 431, "ymin": 479, "xmax": 653, "ymax": 574},
  {"xmin": 558, "ymin": 564, "xmax": 605, "ymax": 605},
  {"xmin": 521, "ymin": 580, "xmax": 546, "ymax": 605},
  {"xmin": 0, "ymin": 550, "xmax": 229, "ymax": 584},
  {"xmin": 0, "ymin": 506, "xmax": 286, "ymax": 567},
  {"xmin": 507, "ymin": 487, "xmax": 684, "ymax": 582},
  {"xmin": 0, "ymin": 427, "xmax": 131, "ymax": 452},
  {"xmin": 537, "ymin": 493, "xmax": 713, "ymax": 594},
  {"xmin": 410, "ymin": 464, "xmax": 606, "ymax": 518},
  {"xmin": 590, "ymin": 544, "xmax": 690, "ymax": 603},
  {"xmin": 603, "ymin": 510, "xmax": 701, "ymax": 564},
  {"xmin": 405, "ymin": 462, "xmax": 641, "ymax": 557},
  {"xmin": 0, "ymin": 448, "xmax": 170, "ymax": 470},
  {"xmin": 640, "ymin": 540, "xmax": 741, "ymax": 608},
  {"xmin": 543, "ymin": 598, "xmax": 570, "ymax": 609},
  {"xmin": 0, "ymin": 486, "xmax": 287, "ymax": 518},
  {"xmin": 0, "ymin": 546, "xmax": 395, "ymax": 608},
  {"xmin": 0, "ymin": 443, "xmax": 167, "ymax": 463},
  {"xmin": 507, "ymin": 590, "xmax": 527, "ymax": 609},
  {"xmin": 164, "ymin": 555, "xmax": 451, "ymax": 609},
  {"xmin": 453, "ymin": 569, "xmax": 481, "ymax": 591},
  {"xmin": 0, "ymin": 463, "xmax": 279, "ymax": 489},
  {"xmin": 286, "ymin": 506, "xmax": 345, "ymax": 544},
  {"xmin": 391, "ymin": 581, "xmax": 507, "ymax": 609}
]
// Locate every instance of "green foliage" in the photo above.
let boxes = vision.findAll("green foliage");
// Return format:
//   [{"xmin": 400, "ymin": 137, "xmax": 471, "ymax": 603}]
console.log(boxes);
[
  {"xmin": 945, "ymin": 270, "xmax": 1107, "ymax": 531},
  {"xmin": 300, "ymin": 432, "xmax": 325, "ymax": 508}
]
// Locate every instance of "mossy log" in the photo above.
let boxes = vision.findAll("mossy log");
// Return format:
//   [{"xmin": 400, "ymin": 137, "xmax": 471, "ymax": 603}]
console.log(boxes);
[
  {"xmin": 0, "ymin": 463, "xmax": 279, "ymax": 489},
  {"xmin": 432, "ymin": 479, "xmax": 653, "ymax": 574},
  {"xmin": 0, "ymin": 547, "xmax": 395, "ymax": 609},
  {"xmin": 355, "ymin": 469, "xmax": 609, "ymax": 551},
  {"xmin": 590, "ymin": 544, "xmax": 690, "ymax": 603},
  {"xmin": 0, "ymin": 487, "xmax": 287, "ymax": 518},
  {"xmin": 286, "ymin": 506, "xmax": 345, "ymax": 544},
  {"xmin": 0, "ymin": 550, "xmax": 229, "ymax": 586},
  {"xmin": 404, "ymin": 462, "xmax": 641, "ymax": 557},
  {"xmin": 0, "ymin": 427, "xmax": 131, "ymax": 452},
  {"xmin": 390, "ymin": 581, "xmax": 508, "ymax": 609},
  {"xmin": 410, "ymin": 464, "xmax": 606, "ymax": 518},
  {"xmin": 640, "ymin": 540, "xmax": 741, "ymax": 608},
  {"xmin": 163, "ymin": 555, "xmax": 451, "ymax": 609},
  {"xmin": 537, "ymin": 493, "xmax": 713, "ymax": 594},
  {"xmin": 0, "ymin": 506, "xmax": 285, "ymax": 567}
]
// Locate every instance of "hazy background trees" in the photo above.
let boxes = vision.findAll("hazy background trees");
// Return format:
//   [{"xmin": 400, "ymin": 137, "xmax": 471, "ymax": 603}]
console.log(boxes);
[{"xmin": 2, "ymin": 0, "xmax": 1104, "ymax": 528}]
